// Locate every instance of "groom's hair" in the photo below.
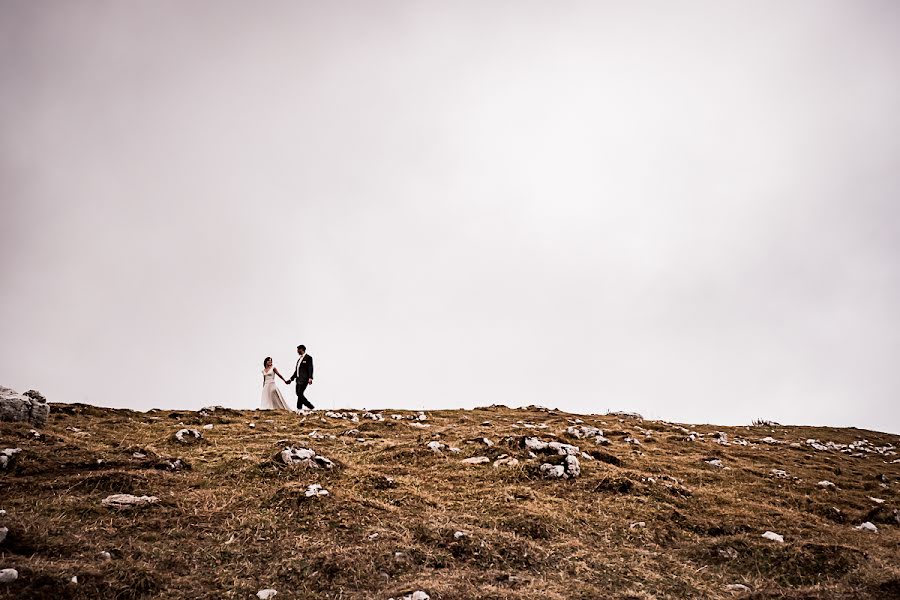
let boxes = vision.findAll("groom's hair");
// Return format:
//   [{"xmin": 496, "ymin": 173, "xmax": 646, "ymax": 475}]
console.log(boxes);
[{"xmin": 297, "ymin": 345, "xmax": 306, "ymax": 351}]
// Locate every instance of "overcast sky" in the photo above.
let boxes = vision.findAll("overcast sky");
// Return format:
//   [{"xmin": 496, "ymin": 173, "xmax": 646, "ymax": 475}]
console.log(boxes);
[{"xmin": 2, "ymin": 1, "xmax": 899, "ymax": 433}]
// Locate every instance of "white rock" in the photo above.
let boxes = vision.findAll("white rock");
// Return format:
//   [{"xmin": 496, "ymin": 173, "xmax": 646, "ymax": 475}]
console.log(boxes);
[
  {"xmin": 0, "ymin": 510, "xmax": 5, "ymax": 516},
  {"xmin": 461, "ymin": 456, "xmax": 489, "ymax": 465},
  {"xmin": 174, "ymin": 428, "xmax": 202, "ymax": 443},
  {"xmin": 868, "ymin": 497, "xmax": 885, "ymax": 504},
  {"xmin": 279, "ymin": 447, "xmax": 334, "ymax": 469},
  {"xmin": 548, "ymin": 441, "xmax": 581, "ymax": 456},
  {"xmin": 623, "ymin": 436, "xmax": 641, "ymax": 445},
  {"xmin": 101, "ymin": 494, "xmax": 160, "ymax": 509},
  {"xmin": 704, "ymin": 458, "xmax": 724, "ymax": 468},
  {"xmin": 0, "ymin": 448, "xmax": 22, "ymax": 469},
  {"xmin": 817, "ymin": 480, "xmax": 837, "ymax": 490},
  {"xmin": 100, "ymin": 551, "xmax": 112, "ymax": 560},
  {"xmin": 761, "ymin": 531, "xmax": 784, "ymax": 543},
  {"xmin": 388, "ymin": 592, "xmax": 431, "ymax": 600},
  {"xmin": 760, "ymin": 437, "xmax": 780, "ymax": 444},
  {"xmin": 492, "ymin": 455, "xmax": 519, "ymax": 468},
  {"xmin": 453, "ymin": 531, "xmax": 468, "ymax": 539},
  {"xmin": 0, "ymin": 569, "xmax": 18, "ymax": 583},
  {"xmin": 202, "ymin": 424, "xmax": 214, "ymax": 430},
  {"xmin": 0, "ymin": 386, "xmax": 49, "ymax": 427},
  {"xmin": 725, "ymin": 584, "xmax": 751, "ymax": 592},
  {"xmin": 248, "ymin": 422, "xmax": 256, "ymax": 428},
  {"xmin": 629, "ymin": 521, "xmax": 645, "ymax": 529},
  {"xmin": 257, "ymin": 589, "xmax": 278, "ymax": 599},
  {"xmin": 447, "ymin": 446, "xmax": 461, "ymax": 453},
  {"xmin": 304, "ymin": 484, "xmax": 329, "ymax": 497},
  {"xmin": 524, "ymin": 437, "xmax": 548, "ymax": 451},
  {"xmin": 426, "ymin": 441, "xmax": 445, "ymax": 452},
  {"xmin": 770, "ymin": 469, "xmax": 789, "ymax": 478},
  {"xmin": 481, "ymin": 437, "xmax": 494, "ymax": 447},
  {"xmin": 854, "ymin": 521, "xmax": 878, "ymax": 533},
  {"xmin": 71, "ymin": 576, "xmax": 78, "ymax": 584}
]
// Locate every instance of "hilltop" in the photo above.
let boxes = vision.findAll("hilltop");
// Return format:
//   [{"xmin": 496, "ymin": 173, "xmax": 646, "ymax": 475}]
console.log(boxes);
[{"xmin": 1, "ymin": 403, "xmax": 898, "ymax": 599}]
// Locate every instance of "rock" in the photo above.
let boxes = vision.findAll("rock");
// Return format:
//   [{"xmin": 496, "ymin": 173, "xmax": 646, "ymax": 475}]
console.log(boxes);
[
  {"xmin": 453, "ymin": 531, "xmax": 468, "ymax": 539},
  {"xmin": 0, "ymin": 569, "xmax": 17, "ymax": 583},
  {"xmin": 462, "ymin": 456, "xmax": 489, "ymax": 465},
  {"xmin": 278, "ymin": 447, "xmax": 334, "ymax": 469},
  {"xmin": 388, "ymin": 592, "xmax": 430, "ymax": 600},
  {"xmin": 304, "ymin": 484, "xmax": 329, "ymax": 497},
  {"xmin": 257, "ymin": 589, "xmax": 278, "ymax": 599},
  {"xmin": 703, "ymin": 458, "xmax": 724, "ymax": 468},
  {"xmin": 174, "ymin": 428, "xmax": 202, "ymax": 443},
  {"xmin": 0, "ymin": 386, "xmax": 49, "ymax": 427},
  {"xmin": 854, "ymin": 521, "xmax": 878, "ymax": 533},
  {"xmin": 363, "ymin": 412, "xmax": 384, "ymax": 421},
  {"xmin": 70, "ymin": 576, "xmax": 77, "ymax": 584},
  {"xmin": 760, "ymin": 437, "xmax": 781, "ymax": 444},
  {"xmin": 202, "ymin": 424, "xmax": 214, "ymax": 430},
  {"xmin": 99, "ymin": 551, "xmax": 112, "ymax": 561},
  {"xmin": 761, "ymin": 531, "xmax": 784, "ymax": 543},
  {"xmin": 540, "ymin": 455, "xmax": 580, "ymax": 479},
  {"xmin": 725, "ymin": 583, "xmax": 751, "ymax": 592},
  {"xmin": 868, "ymin": 497, "xmax": 885, "ymax": 504},
  {"xmin": 817, "ymin": 480, "xmax": 837, "ymax": 490},
  {"xmin": 769, "ymin": 469, "xmax": 789, "ymax": 478},
  {"xmin": 623, "ymin": 436, "xmax": 642, "ymax": 445},
  {"xmin": 101, "ymin": 494, "xmax": 159, "ymax": 509},
  {"xmin": 426, "ymin": 441, "xmax": 445, "ymax": 452},
  {"xmin": 629, "ymin": 522, "xmax": 645, "ymax": 529},
  {"xmin": 1, "ymin": 448, "xmax": 22, "ymax": 469},
  {"xmin": 493, "ymin": 455, "xmax": 519, "ymax": 468}
]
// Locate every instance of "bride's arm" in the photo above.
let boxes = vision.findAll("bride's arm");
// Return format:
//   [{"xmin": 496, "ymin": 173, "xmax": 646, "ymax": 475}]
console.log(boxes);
[{"xmin": 273, "ymin": 367, "xmax": 288, "ymax": 383}]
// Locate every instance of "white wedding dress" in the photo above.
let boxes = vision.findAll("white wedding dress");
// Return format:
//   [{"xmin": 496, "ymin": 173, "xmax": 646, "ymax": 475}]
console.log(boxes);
[{"xmin": 260, "ymin": 367, "xmax": 291, "ymax": 411}]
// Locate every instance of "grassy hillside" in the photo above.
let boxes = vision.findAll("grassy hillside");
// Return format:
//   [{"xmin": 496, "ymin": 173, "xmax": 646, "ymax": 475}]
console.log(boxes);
[{"xmin": 1, "ymin": 403, "xmax": 898, "ymax": 599}]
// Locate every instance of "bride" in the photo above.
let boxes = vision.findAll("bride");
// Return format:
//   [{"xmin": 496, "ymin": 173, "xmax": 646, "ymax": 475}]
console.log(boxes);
[{"xmin": 260, "ymin": 357, "xmax": 291, "ymax": 410}]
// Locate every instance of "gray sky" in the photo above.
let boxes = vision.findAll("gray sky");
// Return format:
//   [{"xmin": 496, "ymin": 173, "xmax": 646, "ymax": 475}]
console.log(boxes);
[{"xmin": 2, "ymin": 1, "xmax": 899, "ymax": 433}]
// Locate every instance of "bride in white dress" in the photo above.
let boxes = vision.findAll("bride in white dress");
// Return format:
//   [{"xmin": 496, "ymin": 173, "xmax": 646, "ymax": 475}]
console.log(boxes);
[{"xmin": 260, "ymin": 357, "xmax": 291, "ymax": 411}]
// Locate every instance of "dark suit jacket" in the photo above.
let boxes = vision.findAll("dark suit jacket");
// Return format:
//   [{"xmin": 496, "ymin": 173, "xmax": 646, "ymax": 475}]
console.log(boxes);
[{"xmin": 290, "ymin": 354, "xmax": 314, "ymax": 384}]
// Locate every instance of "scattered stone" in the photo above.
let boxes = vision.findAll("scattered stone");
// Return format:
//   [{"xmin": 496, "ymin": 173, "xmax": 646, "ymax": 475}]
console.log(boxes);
[
  {"xmin": 868, "ymin": 497, "xmax": 885, "ymax": 504},
  {"xmin": 623, "ymin": 436, "xmax": 642, "ymax": 446},
  {"xmin": 854, "ymin": 522, "xmax": 878, "ymax": 533},
  {"xmin": 0, "ymin": 386, "xmax": 49, "ymax": 427},
  {"xmin": 0, "ymin": 448, "xmax": 22, "ymax": 469},
  {"xmin": 174, "ymin": 428, "xmax": 202, "ymax": 443},
  {"xmin": 453, "ymin": 531, "xmax": 468, "ymax": 539},
  {"xmin": 388, "ymin": 591, "xmax": 430, "ymax": 600},
  {"xmin": 703, "ymin": 458, "xmax": 724, "ymax": 468},
  {"xmin": 363, "ymin": 411, "xmax": 384, "ymax": 421},
  {"xmin": 770, "ymin": 469, "xmax": 789, "ymax": 479},
  {"xmin": 760, "ymin": 437, "xmax": 781, "ymax": 444},
  {"xmin": 462, "ymin": 456, "xmax": 489, "ymax": 465},
  {"xmin": 629, "ymin": 522, "xmax": 645, "ymax": 529},
  {"xmin": 257, "ymin": 589, "xmax": 278, "ymax": 600},
  {"xmin": 278, "ymin": 447, "xmax": 334, "ymax": 469},
  {"xmin": 99, "ymin": 551, "xmax": 112, "ymax": 561},
  {"xmin": 304, "ymin": 484, "xmax": 329, "ymax": 497},
  {"xmin": 70, "ymin": 576, "xmax": 78, "ymax": 584},
  {"xmin": 202, "ymin": 424, "xmax": 214, "ymax": 430},
  {"xmin": 725, "ymin": 583, "xmax": 751, "ymax": 592},
  {"xmin": 101, "ymin": 494, "xmax": 160, "ymax": 509},
  {"xmin": 156, "ymin": 458, "xmax": 189, "ymax": 472},
  {"xmin": 493, "ymin": 455, "xmax": 519, "ymax": 468},
  {"xmin": 540, "ymin": 455, "xmax": 580, "ymax": 479},
  {"xmin": 761, "ymin": 531, "xmax": 784, "ymax": 543},
  {"xmin": 132, "ymin": 452, "xmax": 147, "ymax": 459},
  {"xmin": 0, "ymin": 569, "xmax": 17, "ymax": 583},
  {"xmin": 817, "ymin": 480, "xmax": 837, "ymax": 490},
  {"xmin": 426, "ymin": 441, "xmax": 445, "ymax": 452},
  {"xmin": 248, "ymin": 422, "xmax": 256, "ymax": 428}
]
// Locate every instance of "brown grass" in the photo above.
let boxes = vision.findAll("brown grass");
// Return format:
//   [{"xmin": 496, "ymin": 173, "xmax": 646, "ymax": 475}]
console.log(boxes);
[{"xmin": 1, "ymin": 403, "xmax": 898, "ymax": 599}]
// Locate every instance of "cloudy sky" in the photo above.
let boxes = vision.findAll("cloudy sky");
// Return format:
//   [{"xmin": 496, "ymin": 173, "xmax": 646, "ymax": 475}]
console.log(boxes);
[{"xmin": 2, "ymin": 1, "xmax": 899, "ymax": 433}]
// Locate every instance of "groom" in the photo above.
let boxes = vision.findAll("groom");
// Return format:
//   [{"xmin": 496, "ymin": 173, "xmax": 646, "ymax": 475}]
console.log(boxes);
[{"xmin": 287, "ymin": 344, "xmax": 314, "ymax": 410}]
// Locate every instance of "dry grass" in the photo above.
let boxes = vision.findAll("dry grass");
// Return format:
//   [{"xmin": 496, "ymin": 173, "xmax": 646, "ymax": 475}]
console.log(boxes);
[{"xmin": 1, "ymin": 403, "xmax": 898, "ymax": 599}]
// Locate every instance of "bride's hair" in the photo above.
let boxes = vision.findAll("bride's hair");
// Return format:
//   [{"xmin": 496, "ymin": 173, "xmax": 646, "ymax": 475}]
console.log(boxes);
[{"xmin": 263, "ymin": 356, "xmax": 272, "ymax": 367}]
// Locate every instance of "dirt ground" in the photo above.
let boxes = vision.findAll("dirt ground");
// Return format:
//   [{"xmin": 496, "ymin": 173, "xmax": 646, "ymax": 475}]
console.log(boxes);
[{"xmin": 1, "ymin": 403, "xmax": 898, "ymax": 599}]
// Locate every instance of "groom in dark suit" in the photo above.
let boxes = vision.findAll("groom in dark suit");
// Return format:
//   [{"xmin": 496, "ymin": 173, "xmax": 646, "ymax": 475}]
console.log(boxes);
[{"xmin": 287, "ymin": 344, "xmax": 314, "ymax": 410}]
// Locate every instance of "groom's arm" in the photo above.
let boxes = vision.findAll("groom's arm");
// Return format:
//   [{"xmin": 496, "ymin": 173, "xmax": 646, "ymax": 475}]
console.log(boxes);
[{"xmin": 308, "ymin": 355, "xmax": 314, "ymax": 381}]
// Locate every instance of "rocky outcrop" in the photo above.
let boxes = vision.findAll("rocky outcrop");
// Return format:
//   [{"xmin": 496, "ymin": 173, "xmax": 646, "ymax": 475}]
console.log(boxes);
[{"xmin": 0, "ymin": 386, "xmax": 49, "ymax": 427}]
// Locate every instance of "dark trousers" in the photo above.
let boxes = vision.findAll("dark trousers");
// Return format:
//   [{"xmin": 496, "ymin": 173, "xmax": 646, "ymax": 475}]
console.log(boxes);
[{"xmin": 296, "ymin": 382, "xmax": 314, "ymax": 410}]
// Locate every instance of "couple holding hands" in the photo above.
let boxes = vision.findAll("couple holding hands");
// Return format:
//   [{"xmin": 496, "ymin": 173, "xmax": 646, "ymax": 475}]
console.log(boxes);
[{"xmin": 261, "ymin": 345, "xmax": 314, "ymax": 411}]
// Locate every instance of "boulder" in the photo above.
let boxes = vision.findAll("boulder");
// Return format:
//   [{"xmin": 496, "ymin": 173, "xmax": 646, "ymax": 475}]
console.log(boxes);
[
  {"xmin": 0, "ymin": 448, "xmax": 22, "ymax": 470},
  {"xmin": 174, "ymin": 429, "xmax": 202, "ymax": 444},
  {"xmin": 278, "ymin": 447, "xmax": 334, "ymax": 469},
  {"xmin": 101, "ymin": 494, "xmax": 160, "ymax": 509},
  {"xmin": 540, "ymin": 455, "xmax": 580, "ymax": 479},
  {"xmin": 0, "ymin": 569, "xmax": 17, "ymax": 583},
  {"xmin": 0, "ymin": 386, "xmax": 49, "ymax": 427}
]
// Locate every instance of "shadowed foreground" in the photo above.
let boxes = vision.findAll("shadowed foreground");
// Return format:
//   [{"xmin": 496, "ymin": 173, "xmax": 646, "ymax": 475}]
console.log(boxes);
[{"xmin": 1, "ymin": 403, "xmax": 899, "ymax": 599}]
